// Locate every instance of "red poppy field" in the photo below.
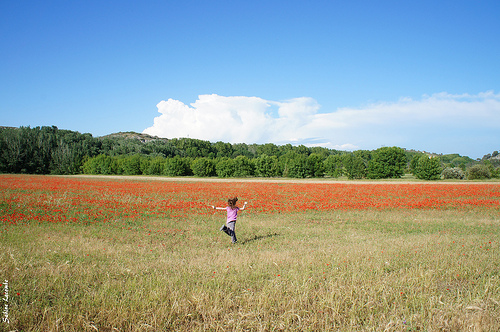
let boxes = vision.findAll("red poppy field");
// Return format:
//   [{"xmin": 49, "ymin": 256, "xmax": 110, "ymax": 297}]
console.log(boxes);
[
  {"xmin": 1, "ymin": 175, "xmax": 499, "ymax": 226},
  {"xmin": 1, "ymin": 174, "xmax": 499, "ymax": 331}
]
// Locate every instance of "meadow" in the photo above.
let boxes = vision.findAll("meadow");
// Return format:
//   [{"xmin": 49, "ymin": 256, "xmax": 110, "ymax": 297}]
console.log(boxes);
[{"xmin": 0, "ymin": 174, "xmax": 499, "ymax": 331}]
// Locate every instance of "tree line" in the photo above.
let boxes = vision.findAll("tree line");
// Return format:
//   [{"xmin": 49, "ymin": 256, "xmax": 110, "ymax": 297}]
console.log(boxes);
[{"xmin": 1, "ymin": 126, "xmax": 498, "ymax": 180}]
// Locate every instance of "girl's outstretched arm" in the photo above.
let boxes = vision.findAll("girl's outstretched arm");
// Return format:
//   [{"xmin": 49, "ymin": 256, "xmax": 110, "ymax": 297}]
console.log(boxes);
[
  {"xmin": 240, "ymin": 202, "xmax": 248, "ymax": 211},
  {"xmin": 211, "ymin": 206, "xmax": 226, "ymax": 210}
]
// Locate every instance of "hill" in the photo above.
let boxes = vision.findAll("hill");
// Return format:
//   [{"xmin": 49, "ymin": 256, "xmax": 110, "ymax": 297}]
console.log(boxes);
[{"xmin": 100, "ymin": 131, "xmax": 167, "ymax": 143}]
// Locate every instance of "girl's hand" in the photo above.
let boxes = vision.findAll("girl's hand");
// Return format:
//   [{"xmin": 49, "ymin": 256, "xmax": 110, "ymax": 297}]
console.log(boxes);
[{"xmin": 211, "ymin": 205, "xmax": 215, "ymax": 209}]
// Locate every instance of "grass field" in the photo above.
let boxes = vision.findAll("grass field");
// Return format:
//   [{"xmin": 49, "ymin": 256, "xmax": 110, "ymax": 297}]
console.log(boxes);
[{"xmin": 1, "ymin": 175, "xmax": 499, "ymax": 331}]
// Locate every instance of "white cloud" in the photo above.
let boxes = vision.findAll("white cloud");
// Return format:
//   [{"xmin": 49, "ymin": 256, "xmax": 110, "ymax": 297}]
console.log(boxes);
[
  {"xmin": 143, "ymin": 92, "xmax": 500, "ymax": 157},
  {"xmin": 143, "ymin": 94, "xmax": 320, "ymax": 144}
]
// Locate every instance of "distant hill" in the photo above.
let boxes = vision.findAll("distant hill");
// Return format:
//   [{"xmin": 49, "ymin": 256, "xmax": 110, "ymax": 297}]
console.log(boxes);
[
  {"xmin": 100, "ymin": 131, "xmax": 492, "ymax": 162},
  {"xmin": 100, "ymin": 131, "xmax": 168, "ymax": 143},
  {"xmin": 482, "ymin": 150, "xmax": 500, "ymax": 167}
]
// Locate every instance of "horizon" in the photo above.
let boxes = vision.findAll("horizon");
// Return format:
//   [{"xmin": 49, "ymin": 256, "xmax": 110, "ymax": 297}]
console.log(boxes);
[{"xmin": 2, "ymin": 125, "xmax": 489, "ymax": 160}]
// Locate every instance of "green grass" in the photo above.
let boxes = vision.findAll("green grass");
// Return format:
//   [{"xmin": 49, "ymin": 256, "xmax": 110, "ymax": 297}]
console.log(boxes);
[{"xmin": 1, "ymin": 209, "xmax": 499, "ymax": 331}]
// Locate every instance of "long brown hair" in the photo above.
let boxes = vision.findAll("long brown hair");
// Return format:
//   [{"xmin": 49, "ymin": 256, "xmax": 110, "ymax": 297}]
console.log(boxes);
[{"xmin": 228, "ymin": 197, "xmax": 238, "ymax": 209}]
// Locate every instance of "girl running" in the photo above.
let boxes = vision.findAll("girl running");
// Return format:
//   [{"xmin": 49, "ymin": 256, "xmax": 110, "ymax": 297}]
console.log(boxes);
[{"xmin": 212, "ymin": 197, "xmax": 247, "ymax": 244}]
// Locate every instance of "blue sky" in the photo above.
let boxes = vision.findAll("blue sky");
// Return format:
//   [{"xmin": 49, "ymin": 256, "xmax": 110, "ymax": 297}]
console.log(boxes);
[{"xmin": 1, "ymin": 0, "xmax": 499, "ymax": 158}]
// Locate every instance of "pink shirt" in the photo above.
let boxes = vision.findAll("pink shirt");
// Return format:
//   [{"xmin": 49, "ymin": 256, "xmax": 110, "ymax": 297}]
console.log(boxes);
[{"xmin": 226, "ymin": 206, "xmax": 240, "ymax": 222}]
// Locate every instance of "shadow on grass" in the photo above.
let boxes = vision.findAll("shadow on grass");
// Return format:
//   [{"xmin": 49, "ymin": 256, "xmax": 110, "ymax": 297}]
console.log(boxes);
[{"xmin": 241, "ymin": 233, "xmax": 280, "ymax": 245}]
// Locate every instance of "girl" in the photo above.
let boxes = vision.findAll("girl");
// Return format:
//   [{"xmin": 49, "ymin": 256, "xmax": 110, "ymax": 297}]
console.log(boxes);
[{"xmin": 212, "ymin": 197, "xmax": 247, "ymax": 244}]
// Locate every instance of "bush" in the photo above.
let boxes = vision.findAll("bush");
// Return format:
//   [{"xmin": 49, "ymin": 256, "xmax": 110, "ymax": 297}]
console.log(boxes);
[
  {"xmin": 215, "ymin": 157, "xmax": 235, "ymax": 178},
  {"xmin": 119, "ymin": 155, "xmax": 142, "ymax": 175},
  {"xmin": 191, "ymin": 158, "xmax": 215, "ymax": 177},
  {"xmin": 233, "ymin": 156, "xmax": 254, "ymax": 177},
  {"xmin": 254, "ymin": 154, "xmax": 280, "ymax": 177},
  {"xmin": 280, "ymin": 153, "xmax": 308, "ymax": 178},
  {"xmin": 144, "ymin": 156, "xmax": 165, "ymax": 175},
  {"xmin": 467, "ymin": 165, "xmax": 491, "ymax": 180},
  {"xmin": 164, "ymin": 156, "xmax": 191, "ymax": 176},
  {"xmin": 483, "ymin": 160, "xmax": 500, "ymax": 178},
  {"xmin": 441, "ymin": 167, "xmax": 465, "ymax": 180},
  {"xmin": 82, "ymin": 155, "xmax": 119, "ymax": 175}
]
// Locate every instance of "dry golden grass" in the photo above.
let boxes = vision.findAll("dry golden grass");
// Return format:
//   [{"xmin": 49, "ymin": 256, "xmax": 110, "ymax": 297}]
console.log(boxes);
[{"xmin": 1, "ymin": 209, "xmax": 499, "ymax": 331}]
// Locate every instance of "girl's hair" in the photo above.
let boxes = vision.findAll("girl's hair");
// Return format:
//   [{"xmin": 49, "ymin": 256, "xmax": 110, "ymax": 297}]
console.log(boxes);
[{"xmin": 228, "ymin": 197, "xmax": 238, "ymax": 209}]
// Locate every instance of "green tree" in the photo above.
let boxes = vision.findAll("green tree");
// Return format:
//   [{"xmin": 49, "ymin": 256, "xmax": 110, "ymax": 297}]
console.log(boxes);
[
  {"xmin": 467, "ymin": 164, "xmax": 491, "ymax": 180},
  {"xmin": 82, "ymin": 155, "xmax": 119, "ymax": 175},
  {"xmin": 0, "ymin": 126, "xmax": 101, "ymax": 175},
  {"xmin": 354, "ymin": 150, "xmax": 372, "ymax": 162},
  {"xmin": 254, "ymin": 154, "xmax": 280, "ymax": 177},
  {"xmin": 232, "ymin": 143, "xmax": 255, "ymax": 158},
  {"xmin": 215, "ymin": 157, "xmax": 236, "ymax": 178},
  {"xmin": 120, "ymin": 155, "xmax": 142, "ymax": 175},
  {"xmin": 294, "ymin": 145, "xmax": 310, "ymax": 156},
  {"xmin": 191, "ymin": 158, "xmax": 215, "ymax": 177},
  {"xmin": 213, "ymin": 141, "xmax": 234, "ymax": 158},
  {"xmin": 280, "ymin": 152, "xmax": 308, "ymax": 178},
  {"xmin": 164, "ymin": 156, "xmax": 191, "ymax": 176},
  {"xmin": 144, "ymin": 156, "xmax": 166, "ymax": 175},
  {"xmin": 483, "ymin": 160, "xmax": 499, "ymax": 178},
  {"xmin": 233, "ymin": 156, "xmax": 254, "ymax": 177},
  {"xmin": 171, "ymin": 138, "xmax": 215, "ymax": 158},
  {"xmin": 256, "ymin": 143, "xmax": 280, "ymax": 157},
  {"xmin": 0, "ymin": 126, "xmax": 56, "ymax": 174},
  {"xmin": 409, "ymin": 153, "xmax": 424, "ymax": 174},
  {"xmin": 413, "ymin": 155, "xmax": 442, "ymax": 180},
  {"xmin": 367, "ymin": 147, "xmax": 407, "ymax": 179},
  {"xmin": 51, "ymin": 131, "xmax": 100, "ymax": 174},
  {"xmin": 306, "ymin": 153, "xmax": 325, "ymax": 177},
  {"xmin": 323, "ymin": 154, "xmax": 343, "ymax": 178},
  {"xmin": 342, "ymin": 153, "xmax": 366, "ymax": 179},
  {"xmin": 310, "ymin": 146, "xmax": 332, "ymax": 158}
]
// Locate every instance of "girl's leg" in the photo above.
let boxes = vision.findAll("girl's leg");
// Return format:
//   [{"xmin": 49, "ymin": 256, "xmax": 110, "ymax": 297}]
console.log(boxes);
[
  {"xmin": 220, "ymin": 224, "xmax": 231, "ymax": 236},
  {"xmin": 226, "ymin": 221, "xmax": 237, "ymax": 243}
]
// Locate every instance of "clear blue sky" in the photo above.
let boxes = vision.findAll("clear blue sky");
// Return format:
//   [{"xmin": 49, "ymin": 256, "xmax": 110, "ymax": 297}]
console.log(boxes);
[{"xmin": 1, "ymin": 0, "xmax": 499, "ymax": 158}]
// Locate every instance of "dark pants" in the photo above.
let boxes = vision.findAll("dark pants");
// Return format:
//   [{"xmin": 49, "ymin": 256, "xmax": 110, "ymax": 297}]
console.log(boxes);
[{"xmin": 223, "ymin": 221, "xmax": 237, "ymax": 243}]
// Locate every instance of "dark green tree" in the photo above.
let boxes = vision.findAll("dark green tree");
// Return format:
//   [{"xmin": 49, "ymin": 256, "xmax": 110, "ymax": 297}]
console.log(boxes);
[
  {"xmin": 145, "ymin": 156, "xmax": 166, "ymax": 175},
  {"xmin": 213, "ymin": 141, "xmax": 234, "ymax": 158},
  {"xmin": 323, "ymin": 154, "xmax": 344, "ymax": 178},
  {"xmin": 82, "ymin": 154, "xmax": 119, "ymax": 175},
  {"xmin": 254, "ymin": 154, "xmax": 281, "ymax": 177},
  {"xmin": 280, "ymin": 152, "xmax": 308, "ymax": 178},
  {"xmin": 119, "ymin": 155, "xmax": 142, "ymax": 175},
  {"xmin": 306, "ymin": 153, "xmax": 325, "ymax": 177},
  {"xmin": 171, "ymin": 138, "xmax": 215, "ymax": 158},
  {"xmin": 256, "ymin": 143, "xmax": 280, "ymax": 157},
  {"xmin": 367, "ymin": 147, "xmax": 407, "ymax": 179},
  {"xmin": 164, "ymin": 156, "xmax": 191, "ymax": 176},
  {"xmin": 413, "ymin": 155, "xmax": 442, "ymax": 180},
  {"xmin": 233, "ymin": 156, "xmax": 254, "ymax": 177},
  {"xmin": 467, "ymin": 164, "xmax": 491, "ymax": 180},
  {"xmin": 216, "ymin": 157, "xmax": 236, "ymax": 178},
  {"xmin": 342, "ymin": 153, "xmax": 366, "ymax": 179},
  {"xmin": 191, "ymin": 157, "xmax": 215, "ymax": 177},
  {"xmin": 232, "ymin": 143, "xmax": 254, "ymax": 158}
]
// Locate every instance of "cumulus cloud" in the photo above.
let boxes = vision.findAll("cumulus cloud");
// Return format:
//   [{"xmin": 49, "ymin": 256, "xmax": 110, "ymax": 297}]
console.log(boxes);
[
  {"xmin": 143, "ymin": 94, "xmax": 320, "ymax": 145},
  {"xmin": 143, "ymin": 92, "xmax": 500, "ymax": 157}
]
